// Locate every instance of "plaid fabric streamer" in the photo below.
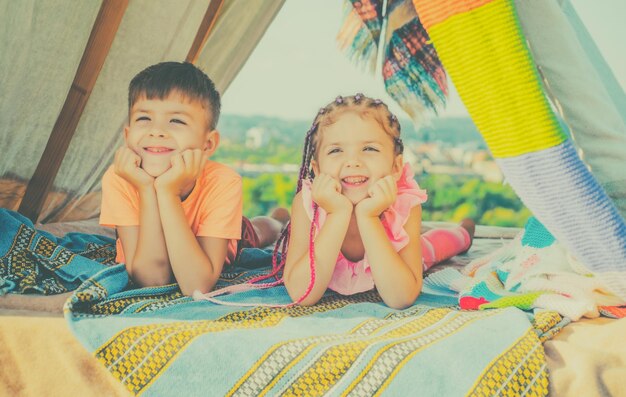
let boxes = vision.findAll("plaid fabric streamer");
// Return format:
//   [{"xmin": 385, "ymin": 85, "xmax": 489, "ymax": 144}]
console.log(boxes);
[
  {"xmin": 337, "ymin": 0, "xmax": 384, "ymax": 72},
  {"xmin": 338, "ymin": 0, "xmax": 447, "ymax": 122}
]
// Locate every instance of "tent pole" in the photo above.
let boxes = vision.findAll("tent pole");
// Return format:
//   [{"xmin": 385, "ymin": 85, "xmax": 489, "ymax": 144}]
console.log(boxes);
[
  {"xmin": 186, "ymin": 0, "xmax": 226, "ymax": 64},
  {"xmin": 18, "ymin": 0, "xmax": 129, "ymax": 223}
]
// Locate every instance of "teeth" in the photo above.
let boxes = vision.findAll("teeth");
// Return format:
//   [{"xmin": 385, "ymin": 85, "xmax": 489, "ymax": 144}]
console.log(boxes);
[
  {"xmin": 343, "ymin": 176, "xmax": 368, "ymax": 184},
  {"xmin": 146, "ymin": 147, "xmax": 171, "ymax": 153}
]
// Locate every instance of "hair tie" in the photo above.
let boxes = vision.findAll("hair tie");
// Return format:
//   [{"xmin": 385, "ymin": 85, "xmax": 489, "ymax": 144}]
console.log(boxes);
[
  {"xmin": 354, "ymin": 93, "xmax": 364, "ymax": 103},
  {"xmin": 335, "ymin": 96, "xmax": 344, "ymax": 105},
  {"xmin": 394, "ymin": 137, "xmax": 404, "ymax": 153}
]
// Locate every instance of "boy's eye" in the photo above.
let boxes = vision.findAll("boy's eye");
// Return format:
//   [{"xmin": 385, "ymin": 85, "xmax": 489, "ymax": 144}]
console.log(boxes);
[
  {"xmin": 135, "ymin": 116, "xmax": 150, "ymax": 122},
  {"xmin": 170, "ymin": 118, "xmax": 187, "ymax": 125}
]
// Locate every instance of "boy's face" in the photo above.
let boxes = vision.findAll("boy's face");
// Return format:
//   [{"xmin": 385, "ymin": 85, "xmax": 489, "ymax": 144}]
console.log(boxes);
[{"xmin": 124, "ymin": 92, "xmax": 217, "ymax": 177}]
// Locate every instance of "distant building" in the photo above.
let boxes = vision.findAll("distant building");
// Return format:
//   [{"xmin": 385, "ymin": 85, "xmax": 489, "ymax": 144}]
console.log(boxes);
[
  {"xmin": 245, "ymin": 127, "xmax": 270, "ymax": 149},
  {"xmin": 470, "ymin": 151, "xmax": 503, "ymax": 182},
  {"xmin": 405, "ymin": 141, "xmax": 503, "ymax": 181}
]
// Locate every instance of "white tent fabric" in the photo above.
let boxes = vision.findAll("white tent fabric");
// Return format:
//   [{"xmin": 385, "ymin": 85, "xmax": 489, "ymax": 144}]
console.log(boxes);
[
  {"xmin": 0, "ymin": 0, "xmax": 102, "ymax": 218},
  {"xmin": 0, "ymin": 0, "xmax": 285, "ymax": 223},
  {"xmin": 197, "ymin": 0, "xmax": 285, "ymax": 94}
]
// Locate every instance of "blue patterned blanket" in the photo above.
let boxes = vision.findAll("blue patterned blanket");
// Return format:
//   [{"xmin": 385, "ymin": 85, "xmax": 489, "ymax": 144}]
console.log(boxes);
[
  {"xmin": 0, "ymin": 208, "xmax": 115, "ymax": 295},
  {"xmin": 1, "ymin": 209, "xmax": 563, "ymax": 396}
]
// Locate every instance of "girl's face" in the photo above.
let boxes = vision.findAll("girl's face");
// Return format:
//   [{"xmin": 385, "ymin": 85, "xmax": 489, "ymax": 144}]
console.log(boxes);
[{"xmin": 311, "ymin": 111, "xmax": 403, "ymax": 204}]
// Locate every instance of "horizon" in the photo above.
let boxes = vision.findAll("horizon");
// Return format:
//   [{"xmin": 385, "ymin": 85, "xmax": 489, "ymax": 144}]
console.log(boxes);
[
  {"xmin": 221, "ymin": 1, "xmax": 626, "ymax": 122},
  {"xmin": 220, "ymin": 112, "xmax": 474, "ymax": 123}
]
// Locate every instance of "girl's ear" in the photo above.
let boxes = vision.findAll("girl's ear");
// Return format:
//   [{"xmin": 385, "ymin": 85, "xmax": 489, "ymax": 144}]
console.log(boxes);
[
  {"xmin": 203, "ymin": 130, "xmax": 220, "ymax": 157},
  {"xmin": 310, "ymin": 158, "xmax": 319, "ymax": 177},
  {"xmin": 392, "ymin": 154, "xmax": 403, "ymax": 181}
]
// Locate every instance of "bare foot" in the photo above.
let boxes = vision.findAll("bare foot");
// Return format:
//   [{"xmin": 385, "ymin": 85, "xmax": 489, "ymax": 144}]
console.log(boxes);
[
  {"xmin": 270, "ymin": 207, "xmax": 290, "ymax": 226},
  {"xmin": 250, "ymin": 217, "xmax": 281, "ymax": 248},
  {"xmin": 250, "ymin": 208, "xmax": 290, "ymax": 248},
  {"xmin": 460, "ymin": 218, "xmax": 475, "ymax": 253}
]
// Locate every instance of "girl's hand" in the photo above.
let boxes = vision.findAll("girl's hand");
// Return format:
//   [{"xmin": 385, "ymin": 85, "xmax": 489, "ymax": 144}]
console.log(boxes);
[
  {"xmin": 154, "ymin": 149, "xmax": 207, "ymax": 196},
  {"xmin": 355, "ymin": 175, "xmax": 397, "ymax": 218},
  {"xmin": 114, "ymin": 147, "xmax": 154, "ymax": 190},
  {"xmin": 311, "ymin": 173, "xmax": 353, "ymax": 214}
]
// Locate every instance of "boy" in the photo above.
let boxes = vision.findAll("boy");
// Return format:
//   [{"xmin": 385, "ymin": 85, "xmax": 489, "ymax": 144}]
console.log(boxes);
[{"xmin": 100, "ymin": 62, "xmax": 283, "ymax": 295}]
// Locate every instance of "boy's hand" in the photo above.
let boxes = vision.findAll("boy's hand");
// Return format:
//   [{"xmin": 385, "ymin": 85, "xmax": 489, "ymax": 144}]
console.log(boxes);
[
  {"xmin": 114, "ymin": 147, "xmax": 154, "ymax": 190},
  {"xmin": 311, "ymin": 173, "xmax": 352, "ymax": 214},
  {"xmin": 355, "ymin": 175, "xmax": 397, "ymax": 218},
  {"xmin": 154, "ymin": 149, "xmax": 207, "ymax": 196}
]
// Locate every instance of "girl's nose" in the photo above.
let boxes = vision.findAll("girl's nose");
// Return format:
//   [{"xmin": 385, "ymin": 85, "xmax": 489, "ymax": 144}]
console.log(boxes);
[
  {"xmin": 149, "ymin": 128, "xmax": 168, "ymax": 137},
  {"xmin": 344, "ymin": 157, "xmax": 361, "ymax": 168}
]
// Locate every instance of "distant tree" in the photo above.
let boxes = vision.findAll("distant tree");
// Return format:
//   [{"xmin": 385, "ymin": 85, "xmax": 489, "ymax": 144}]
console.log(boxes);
[
  {"xmin": 452, "ymin": 202, "xmax": 478, "ymax": 222},
  {"xmin": 214, "ymin": 115, "xmax": 530, "ymax": 226},
  {"xmin": 419, "ymin": 175, "xmax": 530, "ymax": 227},
  {"xmin": 480, "ymin": 207, "xmax": 532, "ymax": 227},
  {"xmin": 242, "ymin": 174, "xmax": 297, "ymax": 218}
]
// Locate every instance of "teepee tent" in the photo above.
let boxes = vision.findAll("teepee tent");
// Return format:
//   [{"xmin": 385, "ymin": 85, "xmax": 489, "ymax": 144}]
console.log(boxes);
[
  {"xmin": 1, "ymin": 0, "xmax": 625, "ymax": 297},
  {"xmin": 0, "ymin": 0, "xmax": 284, "ymax": 224},
  {"xmin": 1, "ymin": 1, "xmax": 626, "ymax": 396}
]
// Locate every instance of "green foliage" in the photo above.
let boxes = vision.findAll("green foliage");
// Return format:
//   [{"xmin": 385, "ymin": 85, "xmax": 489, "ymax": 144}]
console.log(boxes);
[
  {"xmin": 242, "ymin": 174, "xmax": 298, "ymax": 218},
  {"xmin": 480, "ymin": 207, "xmax": 532, "ymax": 227},
  {"xmin": 213, "ymin": 139, "xmax": 302, "ymax": 165},
  {"xmin": 419, "ymin": 174, "xmax": 531, "ymax": 227},
  {"xmin": 216, "ymin": 114, "xmax": 528, "ymax": 226},
  {"xmin": 240, "ymin": 172, "xmax": 531, "ymax": 228}
]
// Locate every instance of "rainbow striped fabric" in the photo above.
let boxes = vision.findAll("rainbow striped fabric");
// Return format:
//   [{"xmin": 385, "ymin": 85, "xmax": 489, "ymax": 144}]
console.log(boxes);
[{"xmin": 409, "ymin": 0, "xmax": 626, "ymax": 300}]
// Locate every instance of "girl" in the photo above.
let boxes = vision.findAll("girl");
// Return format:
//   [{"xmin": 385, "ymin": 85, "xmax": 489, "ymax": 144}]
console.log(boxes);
[{"xmin": 278, "ymin": 94, "xmax": 474, "ymax": 309}]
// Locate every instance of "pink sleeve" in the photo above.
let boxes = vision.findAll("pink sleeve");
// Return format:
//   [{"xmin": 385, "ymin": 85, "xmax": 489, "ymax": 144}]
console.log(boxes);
[
  {"xmin": 99, "ymin": 165, "xmax": 139, "ymax": 227},
  {"xmin": 196, "ymin": 173, "xmax": 242, "ymax": 240}
]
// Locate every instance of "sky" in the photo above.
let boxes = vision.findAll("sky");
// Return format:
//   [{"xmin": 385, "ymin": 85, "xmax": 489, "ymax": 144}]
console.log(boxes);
[{"xmin": 221, "ymin": 0, "xmax": 626, "ymax": 122}]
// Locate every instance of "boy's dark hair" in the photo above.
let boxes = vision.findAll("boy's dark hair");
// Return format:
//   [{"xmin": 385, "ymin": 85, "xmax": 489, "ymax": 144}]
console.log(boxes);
[{"xmin": 128, "ymin": 61, "xmax": 221, "ymax": 129}]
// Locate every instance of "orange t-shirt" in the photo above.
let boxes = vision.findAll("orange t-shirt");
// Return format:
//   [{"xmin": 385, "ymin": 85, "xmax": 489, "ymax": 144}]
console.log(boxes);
[{"xmin": 99, "ymin": 160, "xmax": 242, "ymax": 265}]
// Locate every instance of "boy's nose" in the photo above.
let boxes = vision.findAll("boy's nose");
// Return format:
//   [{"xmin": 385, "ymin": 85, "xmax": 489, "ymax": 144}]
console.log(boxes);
[{"xmin": 149, "ymin": 128, "xmax": 168, "ymax": 137}]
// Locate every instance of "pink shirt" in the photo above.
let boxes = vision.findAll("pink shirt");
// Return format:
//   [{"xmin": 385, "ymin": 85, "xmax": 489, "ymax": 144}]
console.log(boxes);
[
  {"xmin": 100, "ymin": 160, "xmax": 242, "ymax": 265},
  {"xmin": 301, "ymin": 163, "xmax": 427, "ymax": 295}
]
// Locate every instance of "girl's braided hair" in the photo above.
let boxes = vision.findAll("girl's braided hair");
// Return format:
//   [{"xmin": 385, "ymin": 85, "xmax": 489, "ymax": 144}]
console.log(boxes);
[{"xmin": 262, "ymin": 94, "xmax": 403, "ymax": 304}]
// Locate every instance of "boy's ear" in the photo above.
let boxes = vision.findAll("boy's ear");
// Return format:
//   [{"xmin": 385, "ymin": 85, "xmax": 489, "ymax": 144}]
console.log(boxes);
[
  {"xmin": 123, "ymin": 125, "xmax": 130, "ymax": 142},
  {"xmin": 392, "ymin": 154, "xmax": 403, "ymax": 181},
  {"xmin": 310, "ymin": 159, "xmax": 319, "ymax": 177},
  {"xmin": 203, "ymin": 130, "xmax": 220, "ymax": 156}
]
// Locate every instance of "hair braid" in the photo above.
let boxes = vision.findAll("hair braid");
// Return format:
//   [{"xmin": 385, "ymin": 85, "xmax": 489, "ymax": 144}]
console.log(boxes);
[{"xmin": 266, "ymin": 94, "xmax": 403, "ymax": 305}]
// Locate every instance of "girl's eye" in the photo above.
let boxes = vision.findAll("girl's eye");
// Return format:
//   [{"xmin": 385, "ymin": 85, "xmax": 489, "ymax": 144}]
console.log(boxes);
[
  {"xmin": 327, "ymin": 148, "xmax": 341, "ymax": 155},
  {"xmin": 364, "ymin": 146, "xmax": 379, "ymax": 152},
  {"xmin": 171, "ymin": 118, "xmax": 187, "ymax": 125}
]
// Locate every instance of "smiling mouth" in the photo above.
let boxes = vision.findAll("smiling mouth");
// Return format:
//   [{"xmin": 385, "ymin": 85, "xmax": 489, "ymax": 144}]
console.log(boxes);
[
  {"xmin": 341, "ymin": 176, "xmax": 369, "ymax": 186},
  {"xmin": 143, "ymin": 147, "xmax": 174, "ymax": 154}
]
